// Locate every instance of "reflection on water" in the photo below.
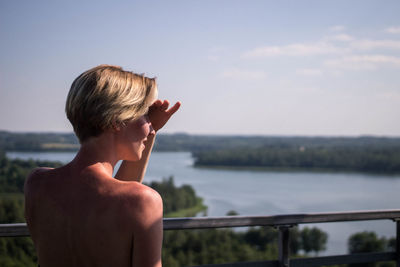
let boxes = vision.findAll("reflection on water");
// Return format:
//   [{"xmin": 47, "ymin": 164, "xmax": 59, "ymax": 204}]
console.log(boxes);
[{"xmin": 7, "ymin": 151, "xmax": 400, "ymax": 255}]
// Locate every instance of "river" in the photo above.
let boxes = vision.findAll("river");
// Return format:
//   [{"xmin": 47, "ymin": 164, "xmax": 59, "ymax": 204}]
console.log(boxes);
[{"xmin": 7, "ymin": 151, "xmax": 400, "ymax": 256}]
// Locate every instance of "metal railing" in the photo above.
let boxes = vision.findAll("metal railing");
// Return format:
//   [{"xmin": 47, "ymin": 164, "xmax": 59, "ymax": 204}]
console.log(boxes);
[{"xmin": 1, "ymin": 209, "xmax": 400, "ymax": 267}]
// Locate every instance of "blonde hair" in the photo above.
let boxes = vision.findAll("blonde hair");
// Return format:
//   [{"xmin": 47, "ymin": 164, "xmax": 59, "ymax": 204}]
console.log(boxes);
[{"xmin": 66, "ymin": 65, "xmax": 157, "ymax": 143}]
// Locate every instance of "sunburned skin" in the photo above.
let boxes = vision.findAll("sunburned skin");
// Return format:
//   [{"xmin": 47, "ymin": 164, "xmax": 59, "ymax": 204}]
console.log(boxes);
[{"xmin": 25, "ymin": 99, "xmax": 181, "ymax": 267}]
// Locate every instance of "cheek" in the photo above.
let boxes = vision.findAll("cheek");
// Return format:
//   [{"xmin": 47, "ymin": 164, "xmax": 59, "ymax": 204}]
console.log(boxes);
[
  {"xmin": 125, "ymin": 118, "xmax": 149, "ymax": 140},
  {"xmin": 140, "ymin": 122, "xmax": 151, "ymax": 137}
]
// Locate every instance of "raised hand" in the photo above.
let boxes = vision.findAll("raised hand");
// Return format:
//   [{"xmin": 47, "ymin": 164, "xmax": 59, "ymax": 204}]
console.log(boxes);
[{"xmin": 148, "ymin": 99, "xmax": 181, "ymax": 132}]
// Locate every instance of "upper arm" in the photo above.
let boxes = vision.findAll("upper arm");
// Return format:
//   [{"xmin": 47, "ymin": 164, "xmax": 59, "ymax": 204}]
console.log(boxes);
[{"xmin": 131, "ymin": 187, "xmax": 163, "ymax": 267}]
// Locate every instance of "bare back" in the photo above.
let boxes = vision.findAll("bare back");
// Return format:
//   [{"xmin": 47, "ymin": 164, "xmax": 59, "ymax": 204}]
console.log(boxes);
[{"xmin": 24, "ymin": 165, "xmax": 163, "ymax": 267}]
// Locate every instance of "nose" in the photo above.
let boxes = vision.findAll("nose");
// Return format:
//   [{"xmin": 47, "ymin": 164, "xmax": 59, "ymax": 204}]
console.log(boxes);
[
  {"xmin": 145, "ymin": 115, "xmax": 156, "ymax": 135},
  {"xmin": 149, "ymin": 123, "xmax": 156, "ymax": 136}
]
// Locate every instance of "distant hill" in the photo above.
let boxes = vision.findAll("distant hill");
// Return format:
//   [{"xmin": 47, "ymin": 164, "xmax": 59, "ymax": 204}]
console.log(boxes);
[
  {"xmin": 0, "ymin": 131, "xmax": 79, "ymax": 151},
  {"xmin": 1, "ymin": 130, "xmax": 400, "ymax": 153}
]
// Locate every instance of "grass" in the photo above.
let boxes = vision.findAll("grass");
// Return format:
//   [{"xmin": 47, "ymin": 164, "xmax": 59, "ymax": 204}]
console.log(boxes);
[{"xmin": 165, "ymin": 202, "xmax": 207, "ymax": 218}]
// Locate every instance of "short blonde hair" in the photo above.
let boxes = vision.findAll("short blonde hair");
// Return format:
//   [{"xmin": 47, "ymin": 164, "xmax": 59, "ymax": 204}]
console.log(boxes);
[{"xmin": 66, "ymin": 65, "xmax": 157, "ymax": 143}]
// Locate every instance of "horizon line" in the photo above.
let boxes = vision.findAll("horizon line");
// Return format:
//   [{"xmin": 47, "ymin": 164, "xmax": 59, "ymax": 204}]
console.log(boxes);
[{"xmin": 1, "ymin": 129, "xmax": 400, "ymax": 139}]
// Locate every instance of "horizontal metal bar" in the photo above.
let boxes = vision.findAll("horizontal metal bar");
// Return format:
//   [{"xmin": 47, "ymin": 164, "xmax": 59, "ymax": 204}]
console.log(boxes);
[
  {"xmin": 187, "ymin": 252, "xmax": 397, "ymax": 267},
  {"xmin": 163, "ymin": 209, "xmax": 400, "ymax": 230},
  {"xmin": 190, "ymin": 260, "xmax": 278, "ymax": 267},
  {"xmin": 0, "ymin": 223, "xmax": 29, "ymax": 237},
  {"xmin": 2, "ymin": 209, "xmax": 400, "ymax": 236},
  {"xmin": 290, "ymin": 252, "xmax": 396, "ymax": 267}
]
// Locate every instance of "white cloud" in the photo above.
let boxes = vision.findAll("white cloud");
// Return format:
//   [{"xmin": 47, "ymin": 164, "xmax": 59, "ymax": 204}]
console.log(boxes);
[
  {"xmin": 243, "ymin": 38, "xmax": 400, "ymax": 60},
  {"xmin": 241, "ymin": 29, "xmax": 400, "ymax": 73},
  {"xmin": 221, "ymin": 68, "xmax": 267, "ymax": 80},
  {"xmin": 325, "ymin": 55, "xmax": 400, "ymax": 71},
  {"xmin": 296, "ymin": 68, "xmax": 323, "ymax": 76},
  {"xmin": 350, "ymin": 39, "xmax": 400, "ymax": 50},
  {"xmin": 207, "ymin": 46, "xmax": 229, "ymax": 62},
  {"xmin": 384, "ymin": 26, "xmax": 400, "ymax": 34},
  {"xmin": 325, "ymin": 34, "xmax": 354, "ymax": 42},
  {"xmin": 293, "ymin": 86, "xmax": 323, "ymax": 93},
  {"xmin": 378, "ymin": 90, "xmax": 400, "ymax": 101},
  {"xmin": 329, "ymin": 25, "xmax": 346, "ymax": 32},
  {"xmin": 207, "ymin": 55, "xmax": 220, "ymax": 61},
  {"xmin": 242, "ymin": 42, "xmax": 347, "ymax": 58}
]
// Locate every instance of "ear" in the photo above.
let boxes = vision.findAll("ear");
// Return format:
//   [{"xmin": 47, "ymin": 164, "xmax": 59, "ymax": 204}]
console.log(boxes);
[{"xmin": 111, "ymin": 120, "xmax": 123, "ymax": 132}]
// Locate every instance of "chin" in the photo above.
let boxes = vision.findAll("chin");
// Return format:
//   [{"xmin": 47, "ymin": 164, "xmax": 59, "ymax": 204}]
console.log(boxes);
[
  {"xmin": 128, "ymin": 154, "xmax": 141, "ymax": 161},
  {"xmin": 125, "ymin": 146, "xmax": 143, "ymax": 161},
  {"xmin": 133, "ymin": 151, "xmax": 143, "ymax": 161},
  {"xmin": 122, "ymin": 152, "xmax": 141, "ymax": 161}
]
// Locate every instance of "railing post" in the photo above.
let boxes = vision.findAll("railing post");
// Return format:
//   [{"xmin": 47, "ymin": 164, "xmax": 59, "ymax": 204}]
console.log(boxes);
[
  {"xmin": 278, "ymin": 225, "xmax": 291, "ymax": 267},
  {"xmin": 397, "ymin": 220, "xmax": 400, "ymax": 267}
]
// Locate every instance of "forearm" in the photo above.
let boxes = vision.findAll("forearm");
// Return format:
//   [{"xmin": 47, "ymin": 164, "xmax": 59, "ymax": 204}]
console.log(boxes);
[{"xmin": 115, "ymin": 134, "xmax": 156, "ymax": 183}]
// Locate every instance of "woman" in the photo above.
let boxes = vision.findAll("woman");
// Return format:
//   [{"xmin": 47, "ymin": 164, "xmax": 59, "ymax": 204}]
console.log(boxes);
[{"xmin": 24, "ymin": 65, "xmax": 180, "ymax": 267}]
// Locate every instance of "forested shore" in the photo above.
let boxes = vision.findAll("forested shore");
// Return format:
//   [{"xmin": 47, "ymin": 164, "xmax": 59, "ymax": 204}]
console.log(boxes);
[
  {"xmin": 2, "ymin": 130, "xmax": 400, "ymax": 174},
  {"xmin": 193, "ymin": 145, "xmax": 400, "ymax": 174}
]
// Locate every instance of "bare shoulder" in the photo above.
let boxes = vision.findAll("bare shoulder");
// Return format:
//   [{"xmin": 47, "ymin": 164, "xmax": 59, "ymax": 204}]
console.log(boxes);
[
  {"xmin": 125, "ymin": 182, "xmax": 163, "ymax": 211},
  {"xmin": 24, "ymin": 167, "xmax": 56, "ymax": 224},
  {"xmin": 24, "ymin": 167, "xmax": 54, "ymax": 192},
  {"xmin": 31, "ymin": 167, "xmax": 54, "ymax": 175},
  {"xmin": 26, "ymin": 167, "xmax": 53, "ymax": 182},
  {"xmin": 122, "ymin": 182, "xmax": 163, "ymax": 226}
]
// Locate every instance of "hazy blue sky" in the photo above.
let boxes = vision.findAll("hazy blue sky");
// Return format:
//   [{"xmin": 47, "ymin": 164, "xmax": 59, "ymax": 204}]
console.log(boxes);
[{"xmin": 1, "ymin": 0, "xmax": 400, "ymax": 136}]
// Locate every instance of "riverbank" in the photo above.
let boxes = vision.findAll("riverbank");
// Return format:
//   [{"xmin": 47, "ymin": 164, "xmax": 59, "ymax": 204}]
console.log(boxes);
[
  {"xmin": 165, "ymin": 202, "xmax": 207, "ymax": 217},
  {"xmin": 194, "ymin": 164, "xmax": 400, "ymax": 176}
]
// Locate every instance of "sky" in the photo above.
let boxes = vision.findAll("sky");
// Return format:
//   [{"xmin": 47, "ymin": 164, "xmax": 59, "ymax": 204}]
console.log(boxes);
[{"xmin": 1, "ymin": 0, "xmax": 400, "ymax": 136}]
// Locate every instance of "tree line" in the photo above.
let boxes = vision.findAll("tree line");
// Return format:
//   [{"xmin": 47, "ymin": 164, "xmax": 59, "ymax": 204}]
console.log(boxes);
[
  {"xmin": 0, "ymin": 131, "xmax": 79, "ymax": 152},
  {"xmin": 163, "ymin": 227, "xmax": 395, "ymax": 267},
  {"xmin": 193, "ymin": 145, "xmax": 400, "ymax": 174},
  {"xmin": 2, "ymin": 130, "xmax": 400, "ymax": 153}
]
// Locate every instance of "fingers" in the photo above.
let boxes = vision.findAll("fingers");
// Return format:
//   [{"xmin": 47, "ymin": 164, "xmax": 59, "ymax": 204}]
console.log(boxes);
[
  {"xmin": 156, "ymin": 100, "xmax": 163, "ymax": 106},
  {"xmin": 150, "ymin": 99, "xmax": 163, "ymax": 108},
  {"xmin": 167, "ymin": 101, "xmax": 181, "ymax": 116},
  {"xmin": 155, "ymin": 99, "xmax": 163, "ymax": 105},
  {"xmin": 160, "ymin": 100, "xmax": 170, "ymax": 110},
  {"xmin": 149, "ymin": 99, "xmax": 180, "ymax": 116}
]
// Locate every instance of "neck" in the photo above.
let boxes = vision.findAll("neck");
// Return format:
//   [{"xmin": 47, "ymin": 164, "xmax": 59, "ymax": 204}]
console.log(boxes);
[{"xmin": 71, "ymin": 132, "xmax": 119, "ymax": 177}]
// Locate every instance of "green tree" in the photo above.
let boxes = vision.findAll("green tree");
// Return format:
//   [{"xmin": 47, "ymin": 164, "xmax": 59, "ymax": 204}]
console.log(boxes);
[
  {"xmin": 289, "ymin": 227, "xmax": 301, "ymax": 255},
  {"xmin": 226, "ymin": 210, "xmax": 239, "ymax": 216},
  {"xmin": 348, "ymin": 232, "xmax": 385, "ymax": 254},
  {"xmin": 348, "ymin": 231, "xmax": 392, "ymax": 267},
  {"xmin": 301, "ymin": 227, "xmax": 328, "ymax": 255}
]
